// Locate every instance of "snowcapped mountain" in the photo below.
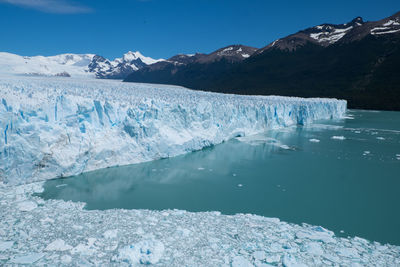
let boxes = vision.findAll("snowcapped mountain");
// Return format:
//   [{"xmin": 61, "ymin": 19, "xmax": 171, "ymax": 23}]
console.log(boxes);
[
  {"xmin": 306, "ymin": 17, "xmax": 364, "ymax": 45},
  {"xmin": 0, "ymin": 51, "xmax": 163, "ymax": 79},
  {"xmin": 132, "ymin": 45, "xmax": 257, "ymax": 76},
  {"xmin": 125, "ymin": 11, "xmax": 400, "ymax": 111},
  {"xmin": 0, "ymin": 52, "xmax": 95, "ymax": 77},
  {"xmin": 88, "ymin": 51, "xmax": 164, "ymax": 79},
  {"xmin": 166, "ymin": 45, "xmax": 257, "ymax": 65},
  {"xmin": 259, "ymin": 11, "xmax": 400, "ymax": 53}
]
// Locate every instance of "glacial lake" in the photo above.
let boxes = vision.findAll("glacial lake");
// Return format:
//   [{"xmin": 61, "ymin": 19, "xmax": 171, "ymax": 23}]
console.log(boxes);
[{"xmin": 38, "ymin": 110, "xmax": 400, "ymax": 245}]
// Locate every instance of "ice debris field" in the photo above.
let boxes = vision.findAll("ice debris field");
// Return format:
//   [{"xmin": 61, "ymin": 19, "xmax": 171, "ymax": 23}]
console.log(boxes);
[
  {"xmin": 0, "ymin": 182, "xmax": 399, "ymax": 266},
  {"xmin": 1, "ymin": 76, "xmax": 399, "ymax": 266}
]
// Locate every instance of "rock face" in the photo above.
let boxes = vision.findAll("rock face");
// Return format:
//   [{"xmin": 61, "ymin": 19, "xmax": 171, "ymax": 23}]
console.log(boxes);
[
  {"xmin": 257, "ymin": 11, "xmax": 400, "ymax": 53},
  {"xmin": 136, "ymin": 45, "xmax": 257, "ymax": 75}
]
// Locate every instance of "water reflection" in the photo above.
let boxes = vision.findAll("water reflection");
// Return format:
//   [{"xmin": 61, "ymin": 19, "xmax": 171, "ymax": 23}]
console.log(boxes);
[{"xmin": 38, "ymin": 111, "xmax": 400, "ymax": 245}]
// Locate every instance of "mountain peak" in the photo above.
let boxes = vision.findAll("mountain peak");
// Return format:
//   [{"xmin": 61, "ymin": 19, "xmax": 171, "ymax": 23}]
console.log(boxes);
[
  {"xmin": 389, "ymin": 10, "xmax": 400, "ymax": 19},
  {"xmin": 351, "ymin": 17, "xmax": 363, "ymax": 23},
  {"xmin": 123, "ymin": 51, "xmax": 143, "ymax": 62}
]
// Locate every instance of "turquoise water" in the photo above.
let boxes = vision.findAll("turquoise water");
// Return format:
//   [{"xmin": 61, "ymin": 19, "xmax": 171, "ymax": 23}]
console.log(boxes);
[{"xmin": 38, "ymin": 110, "xmax": 400, "ymax": 245}]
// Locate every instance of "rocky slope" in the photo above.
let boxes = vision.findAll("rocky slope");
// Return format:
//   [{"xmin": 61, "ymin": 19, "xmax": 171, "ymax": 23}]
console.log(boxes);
[{"xmin": 125, "ymin": 11, "xmax": 400, "ymax": 110}]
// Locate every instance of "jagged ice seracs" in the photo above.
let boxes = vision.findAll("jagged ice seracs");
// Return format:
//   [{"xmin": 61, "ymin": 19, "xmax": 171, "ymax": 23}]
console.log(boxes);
[{"xmin": 0, "ymin": 75, "xmax": 346, "ymax": 185}]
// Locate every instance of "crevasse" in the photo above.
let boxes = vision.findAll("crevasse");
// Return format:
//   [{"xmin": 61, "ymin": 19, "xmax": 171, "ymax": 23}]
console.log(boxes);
[{"xmin": 0, "ymin": 76, "xmax": 346, "ymax": 185}]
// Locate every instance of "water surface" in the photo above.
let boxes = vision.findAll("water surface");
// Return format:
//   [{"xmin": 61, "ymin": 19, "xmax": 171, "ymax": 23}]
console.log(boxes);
[{"xmin": 39, "ymin": 110, "xmax": 400, "ymax": 245}]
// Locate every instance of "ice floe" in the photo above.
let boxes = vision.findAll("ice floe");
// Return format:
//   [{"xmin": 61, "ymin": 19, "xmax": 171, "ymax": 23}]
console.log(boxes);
[{"xmin": 331, "ymin": 136, "xmax": 346, "ymax": 140}]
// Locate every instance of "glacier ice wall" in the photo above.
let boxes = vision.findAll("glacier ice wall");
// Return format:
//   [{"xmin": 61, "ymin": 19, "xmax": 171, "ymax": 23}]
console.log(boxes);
[{"xmin": 0, "ymin": 76, "xmax": 346, "ymax": 184}]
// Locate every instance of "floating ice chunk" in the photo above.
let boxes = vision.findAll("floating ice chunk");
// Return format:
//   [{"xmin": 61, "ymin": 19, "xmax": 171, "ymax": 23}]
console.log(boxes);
[
  {"xmin": 45, "ymin": 239, "xmax": 73, "ymax": 251},
  {"xmin": 0, "ymin": 241, "xmax": 14, "ymax": 251},
  {"xmin": 376, "ymin": 137, "xmax": 385, "ymax": 140},
  {"xmin": 71, "ymin": 243, "xmax": 96, "ymax": 255},
  {"xmin": 175, "ymin": 226, "xmax": 191, "ymax": 237},
  {"xmin": 233, "ymin": 173, "xmax": 237, "ymax": 176},
  {"xmin": 331, "ymin": 136, "xmax": 346, "ymax": 140},
  {"xmin": 40, "ymin": 217, "xmax": 55, "ymax": 224},
  {"xmin": 231, "ymin": 255, "xmax": 253, "ymax": 267},
  {"xmin": 336, "ymin": 247, "xmax": 360, "ymax": 258},
  {"xmin": 304, "ymin": 242, "xmax": 324, "ymax": 256},
  {"xmin": 309, "ymin": 139, "xmax": 320, "ymax": 143},
  {"xmin": 60, "ymin": 255, "xmax": 72, "ymax": 264},
  {"xmin": 282, "ymin": 254, "xmax": 308, "ymax": 267},
  {"xmin": 103, "ymin": 229, "xmax": 118, "ymax": 239},
  {"xmin": 10, "ymin": 253, "xmax": 45, "ymax": 264},
  {"xmin": 117, "ymin": 239, "xmax": 165, "ymax": 265},
  {"xmin": 296, "ymin": 226, "xmax": 335, "ymax": 243},
  {"xmin": 17, "ymin": 201, "xmax": 37, "ymax": 212},
  {"xmin": 363, "ymin": 151, "xmax": 371, "ymax": 156},
  {"xmin": 253, "ymin": 251, "xmax": 266, "ymax": 260},
  {"xmin": 266, "ymin": 254, "xmax": 281, "ymax": 263},
  {"xmin": 72, "ymin": 225, "xmax": 83, "ymax": 230},
  {"xmin": 238, "ymin": 184, "xmax": 243, "ymax": 187},
  {"xmin": 280, "ymin": 144, "xmax": 290, "ymax": 149},
  {"xmin": 71, "ymin": 239, "xmax": 97, "ymax": 255},
  {"xmin": 136, "ymin": 227, "xmax": 145, "ymax": 235},
  {"xmin": 197, "ymin": 167, "xmax": 205, "ymax": 170}
]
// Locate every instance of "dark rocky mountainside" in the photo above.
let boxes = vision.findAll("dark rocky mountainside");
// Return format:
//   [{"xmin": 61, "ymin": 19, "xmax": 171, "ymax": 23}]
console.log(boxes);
[{"xmin": 125, "ymin": 11, "xmax": 400, "ymax": 110}]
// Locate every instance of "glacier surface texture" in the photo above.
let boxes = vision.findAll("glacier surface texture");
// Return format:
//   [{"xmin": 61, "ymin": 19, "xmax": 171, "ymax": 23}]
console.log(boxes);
[{"xmin": 0, "ymin": 76, "xmax": 346, "ymax": 184}]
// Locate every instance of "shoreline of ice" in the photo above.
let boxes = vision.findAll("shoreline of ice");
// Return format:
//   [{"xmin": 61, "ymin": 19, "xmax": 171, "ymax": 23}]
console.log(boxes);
[
  {"xmin": 0, "ymin": 182, "xmax": 399, "ymax": 266},
  {"xmin": 1, "ymin": 76, "xmax": 346, "ymax": 185}
]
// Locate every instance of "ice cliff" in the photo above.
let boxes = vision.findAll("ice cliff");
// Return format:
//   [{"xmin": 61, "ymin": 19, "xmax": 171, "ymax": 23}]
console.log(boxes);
[{"xmin": 0, "ymin": 76, "xmax": 346, "ymax": 184}]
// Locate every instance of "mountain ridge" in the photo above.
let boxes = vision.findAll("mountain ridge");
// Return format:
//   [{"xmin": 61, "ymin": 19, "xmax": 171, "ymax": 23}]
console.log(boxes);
[
  {"xmin": 0, "ymin": 51, "xmax": 164, "ymax": 78},
  {"xmin": 124, "ymin": 11, "xmax": 400, "ymax": 110}
]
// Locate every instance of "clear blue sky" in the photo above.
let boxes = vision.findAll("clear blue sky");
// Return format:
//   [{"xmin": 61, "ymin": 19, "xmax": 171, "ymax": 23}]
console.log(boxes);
[{"xmin": 0, "ymin": 0, "xmax": 399, "ymax": 59}]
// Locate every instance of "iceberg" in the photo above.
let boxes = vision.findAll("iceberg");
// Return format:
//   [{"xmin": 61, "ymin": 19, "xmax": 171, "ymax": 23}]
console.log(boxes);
[{"xmin": 0, "ymin": 75, "xmax": 346, "ymax": 184}]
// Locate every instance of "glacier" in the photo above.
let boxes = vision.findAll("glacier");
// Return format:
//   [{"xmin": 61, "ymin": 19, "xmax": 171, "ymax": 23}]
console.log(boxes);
[
  {"xmin": 1, "ymin": 76, "xmax": 399, "ymax": 266},
  {"xmin": 0, "ymin": 75, "xmax": 346, "ymax": 185}
]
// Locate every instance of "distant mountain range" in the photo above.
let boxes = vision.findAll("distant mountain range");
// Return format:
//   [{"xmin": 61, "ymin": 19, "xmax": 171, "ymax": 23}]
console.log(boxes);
[
  {"xmin": 125, "ymin": 11, "xmax": 400, "ymax": 110},
  {"xmin": 0, "ymin": 51, "xmax": 163, "ymax": 79},
  {"xmin": 1, "ymin": 11, "xmax": 399, "ymax": 110}
]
